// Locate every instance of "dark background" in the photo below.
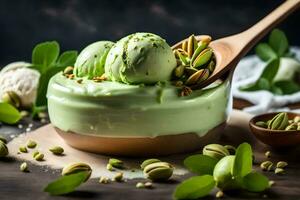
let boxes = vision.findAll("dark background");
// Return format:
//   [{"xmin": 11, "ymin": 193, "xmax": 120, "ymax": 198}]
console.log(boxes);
[{"xmin": 0, "ymin": 0, "xmax": 299, "ymax": 66}]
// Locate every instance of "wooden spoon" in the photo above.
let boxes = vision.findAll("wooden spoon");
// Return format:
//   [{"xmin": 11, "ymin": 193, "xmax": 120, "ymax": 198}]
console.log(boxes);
[{"xmin": 172, "ymin": 0, "xmax": 300, "ymax": 90}]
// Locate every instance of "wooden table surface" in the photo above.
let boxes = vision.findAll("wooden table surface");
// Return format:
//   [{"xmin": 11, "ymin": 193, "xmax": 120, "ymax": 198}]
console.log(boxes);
[{"xmin": 1, "ymin": 115, "xmax": 300, "ymax": 200}]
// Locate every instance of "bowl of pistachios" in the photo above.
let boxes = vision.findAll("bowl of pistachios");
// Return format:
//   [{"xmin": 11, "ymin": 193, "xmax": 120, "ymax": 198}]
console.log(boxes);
[{"xmin": 249, "ymin": 112, "xmax": 300, "ymax": 147}]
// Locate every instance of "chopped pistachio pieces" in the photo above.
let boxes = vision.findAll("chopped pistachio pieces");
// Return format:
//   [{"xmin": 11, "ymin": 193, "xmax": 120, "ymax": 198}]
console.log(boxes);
[
  {"xmin": 27, "ymin": 140, "xmax": 37, "ymax": 148},
  {"xmin": 19, "ymin": 146, "xmax": 28, "ymax": 153}
]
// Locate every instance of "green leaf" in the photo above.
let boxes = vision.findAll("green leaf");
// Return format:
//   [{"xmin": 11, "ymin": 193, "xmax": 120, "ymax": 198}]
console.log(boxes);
[
  {"xmin": 184, "ymin": 154, "xmax": 218, "ymax": 175},
  {"xmin": 255, "ymin": 43, "xmax": 277, "ymax": 62},
  {"xmin": 57, "ymin": 51, "xmax": 78, "ymax": 67},
  {"xmin": 173, "ymin": 175, "xmax": 215, "ymax": 200},
  {"xmin": 270, "ymin": 85, "xmax": 283, "ymax": 95},
  {"xmin": 35, "ymin": 66, "xmax": 65, "ymax": 106},
  {"xmin": 0, "ymin": 103, "xmax": 21, "ymax": 124},
  {"xmin": 232, "ymin": 143, "xmax": 252, "ymax": 179},
  {"xmin": 32, "ymin": 41, "xmax": 60, "ymax": 73},
  {"xmin": 44, "ymin": 171, "xmax": 89, "ymax": 196},
  {"xmin": 239, "ymin": 82, "xmax": 260, "ymax": 92},
  {"xmin": 242, "ymin": 172, "xmax": 269, "ymax": 192},
  {"xmin": 260, "ymin": 58, "xmax": 280, "ymax": 82},
  {"xmin": 269, "ymin": 29, "xmax": 289, "ymax": 57},
  {"xmin": 273, "ymin": 80, "xmax": 300, "ymax": 95},
  {"xmin": 257, "ymin": 78, "xmax": 270, "ymax": 90}
]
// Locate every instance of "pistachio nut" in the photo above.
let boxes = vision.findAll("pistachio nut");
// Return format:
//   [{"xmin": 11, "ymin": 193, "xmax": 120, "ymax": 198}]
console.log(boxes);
[
  {"xmin": 207, "ymin": 60, "xmax": 216, "ymax": 73},
  {"xmin": 109, "ymin": 158, "xmax": 124, "ymax": 169},
  {"xmin": 190, "ymin": 41, "xmax": 209, "ymax": 64},
  {"xmin": 276, "ymin": 161, "xmax": 288, "ymax": 168},
  {"xmin": 0, "ymin": 141, "xmax": 9, "ymax": 157},
  {"xmin": 265, "ymin": 151, "xmax": 271, "ymax": 158},
  {"xmin": 187, "ymin": 35, "xmax": 198, "ymax": 58},
  {"xmin": 136, "ymin": 182, "xmax": 145, "ymax": 189},
  {"xmin": 182, "ymin": 40, "xmax": 188, "ymax": 52},
  {"xmin": 216, "ymin": 190, "xmax": 224, "ymax": 198},
  {"xmin": 260, "ymin": 161, "xmax": 273, "ymax": 171},
  {"xmin": 49, "ymin": 146, "xmax": 64, "ymax": 155},
  {"xmin": 275, "ymin": 168, "xmax": 285, "ymax": 175},
  {"xmin": 294, "ymin": 116, "xmax": 300, "ymax": 123},
  {"xmin": 255, "ymin": 121, "xmax": 268, "ymax": 128},
  {"xmin": 2, "ymin": 91, "xmax": 21, "ymax": 108},
  {"xmin": 34, "ymin": 153, "xmax": 44, "ymax": 161},
  {"xmin": 143, "ymin": 161, "xmax": 173, "ymax": 182},
  {"xmin": 113, "ymin": 172, "xmax": 123, "ymax": 182},
  {"xmin": 63, "ymin": 66, "xmax": 74, "ymax": 75},
  {"xmin": 144, "ymin": 182, "xmax": 153, "ymax": 189},
  {"xmin": 99, "ymin": 176, "xmax": 109, "ymax": 184},
  {"xmin": 285, "ymin": 123, "xmax": 297, "ymax": 131},
  {"xmin": 174, "ymin": 65, "xmax": 185, "ymax": 78},
  {"xmin": 20, "ymin": 162, "xmax": 29, "ymax": 172},
  {"xmin": 268, "ymin": 112, "xmax": 289, "ymax": 130},
  {"xmin": 0, "ymin": 135, "xmax": 7, "ymax": 144},
  {"xmin": 200, "ymin": 35, "xmax": 212, "ymax": 44},
  {"xmin": 19, "ymin": 146, "xmax": 28, "ymax": 153},
  {"xmin": 269, "ymin": 180, "xmax": 275, "ymax": 187},
  {"xmin": 140, "ymin": 158, "xmax": 161, "ymax": 170},
  {"xmin": 192, "ymin": 48, "xmax": 213, "ymax": 68},
  {"xmin": 106, "ymin": 163, "xmax": 114, "ymax": 171},
  {"xmin": 224, "ymin": 145, "xmax": 236, "ymax": 155},
  {"xmin": 20, "ymin": 110, "xmax": 29, "ymax": 118},
  {"xmin": 62, "ymin": 162, "xmax": 92, "ymax": 181},
  {"xmin": 185, "ymin": 69, "xmax": 209, "ymax": 85},
  {"xmin": 175, "ymin": 49, "xmax": 189, "ymax": 66},
  {"xmin": 184, "ymin": 67, "xmax": 198, "ymax": 76},
  {"xmin": 180, "ymin": 86, "xmax": 192, "ymax": 97},
  {"xmin": 203, "ymin": 144, "xmax": 230, "ymax": 160},
  {"xmin": 26, "ymin": 140, "xmax": 37, "ymax": 148},
  {"xmin": 32, "ymin": 151, "xmax": 39, "ymax": 158}
]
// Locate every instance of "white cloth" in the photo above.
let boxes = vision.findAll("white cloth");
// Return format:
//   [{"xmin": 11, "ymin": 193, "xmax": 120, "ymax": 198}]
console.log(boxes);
[{"xmin": 232, "ymin": 47, "xmax": 300, "ymax": 115}]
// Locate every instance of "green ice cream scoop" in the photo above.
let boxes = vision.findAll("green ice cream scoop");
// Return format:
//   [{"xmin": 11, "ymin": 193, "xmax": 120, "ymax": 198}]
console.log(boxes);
[
  {"xmin": 105, "ymin": 33, "xmax": 177, "ymax": 85},
  {"xmin": 74, "ymin": 41, "xmax": 114, "ymax": 79}
]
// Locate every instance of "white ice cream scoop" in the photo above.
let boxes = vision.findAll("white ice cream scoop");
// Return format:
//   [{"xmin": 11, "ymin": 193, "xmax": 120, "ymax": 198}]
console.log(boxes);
[{"xmin": 0, "ymin": 62, "xmax": 40, "ymax": 108}]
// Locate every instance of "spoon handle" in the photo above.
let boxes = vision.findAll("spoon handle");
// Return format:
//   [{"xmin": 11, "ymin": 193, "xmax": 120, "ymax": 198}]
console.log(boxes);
[{"xmin": 228, "ymin": 0, "xmax": 300, "ymax": 58}]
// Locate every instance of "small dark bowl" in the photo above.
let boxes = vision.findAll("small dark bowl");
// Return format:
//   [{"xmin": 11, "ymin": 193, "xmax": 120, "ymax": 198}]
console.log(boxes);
[{"xmin": 249, "ymin": 112, "xmax": 300, "ymax": 147}]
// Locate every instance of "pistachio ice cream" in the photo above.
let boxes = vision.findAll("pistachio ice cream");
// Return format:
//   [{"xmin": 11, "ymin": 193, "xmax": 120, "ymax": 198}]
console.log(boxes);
[
  {"xmin": 74, "ymin": 41, "xmax": 114, "ymax": 79},
  {"xmin": 105, "ymin": 33, "xmax": 177, "ymax": 84},
  {"xmin": 47, "ymin": 32, "xmax": 232, "ymax": 155}
]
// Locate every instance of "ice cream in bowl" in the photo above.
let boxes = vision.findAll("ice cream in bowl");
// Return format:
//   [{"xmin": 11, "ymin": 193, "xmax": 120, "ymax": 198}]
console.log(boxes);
[{"xmin": 47, "ymin": 32, "xmax": 232, "ymax": 156}]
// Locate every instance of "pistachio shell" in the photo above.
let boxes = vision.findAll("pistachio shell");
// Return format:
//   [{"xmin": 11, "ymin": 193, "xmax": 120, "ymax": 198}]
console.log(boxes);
[
  {"xmin": 143, "ymin": 162, "xmax": 173, "ymax": 182},
  {"xmin": 260, "ymin": 161, "xmax": 273, "ymax": 171},
  {"xmin": 0, "ymin": 141, "xmax": 8, "ymax": 157},
  {"xmin": 207, "ymin": 60, "xmax": 216, "ymax": 73},
  {"xmin": 187, "ymin": 35, "xmax": 197, "ymax": 58},
  {"xmin": 276, "ymin": 161, "xmax": 288, "ymax": 168},
  {"xmin": 224, "ymin": 145, "xmax": 236, "ymax": 155},
  {"xmin": 275, "ymin": 168, "xmax": 285, "ymax": 175},
  {"xmin": 190, "ymin": 41, "xmax": 209, "ymax": 64},
  {"xmin": 62, "ymin": 162, "xmax": 92, "ymax": 181},
  {"xmin": 109, "ymin": 158, "xmax": 124, "ymax": 169},
  {"xmin": 268, "ymin": 113, "xmax": 289, "ymax": 130},
  {"xmin": 182, "ymin": 40, "xmax": 188, "ymax": 52},
  {"xmin": 136, "ymin": 182, "xmax": 145, "ymax": 189},
  {"xmin": 200, "ymin": 35, "xmax": 212, "ymax": 44},
  {"xmin": 174, "ymin": 65, "xmax": 185, "ymax": 78},
  {"xmin": 184, "ymin": 67, "xmax": 198, "ymax": 76},
  {"xmin": 185, "ymin": 69, "xmax": 209, "ymax": 85},
  {"xmin": 285, "ymin": 124, "xmax": 297, "ymax": 131},
  {"xmin": 140, "ymin": 158, "xmax": 161, "ymax": 170},
  {"xmin": 49, "ymin": 146, "xmax": 64, "ymax": 155},
  {"xmin": 255, "ymin": 121, "xmax": 268, "ymax": 128},
  {"xmin": 203, "ymin": 144, "xmax": 230, "ymax": 160},
  {"xmin": 294, "ymin": 116, "xmax": 300, "ymax": 123},
  {"xmin": 192, "ymin": 48, "xmax": 213, "ymax": 68},
  {"xmin": 2, "ymin": 91, "xmax": 21, "ymax": 108},
  {"xmin": 175, "ymin": 49, "xmax": 189, "ymax": 65}
]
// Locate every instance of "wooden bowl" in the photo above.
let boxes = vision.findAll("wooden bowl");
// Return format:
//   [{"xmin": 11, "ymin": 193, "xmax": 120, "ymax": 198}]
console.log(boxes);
[{"xmin": 249, "ymin": 112, "xmax": 300, "ymax": 147}]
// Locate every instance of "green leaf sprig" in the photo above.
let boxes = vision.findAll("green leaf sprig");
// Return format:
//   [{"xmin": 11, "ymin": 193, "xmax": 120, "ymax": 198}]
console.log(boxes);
[
  {"xmin": 0, "ymin": 102, "xmax": 21, "ymax": 124},
  {"xmin": 30, "ymin": 41, "xmax": 78, "ymax": 108},
  {"xmin": 44, "ymin": 171, "xmax": 89, "ymax": 196},
  {"xmin": 173, "ymin": 143, "xmax": 270, "ymax": 200},
  {"xmin": 240, "ymin": 29, "xmax": 300, "ymax": 95}
]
